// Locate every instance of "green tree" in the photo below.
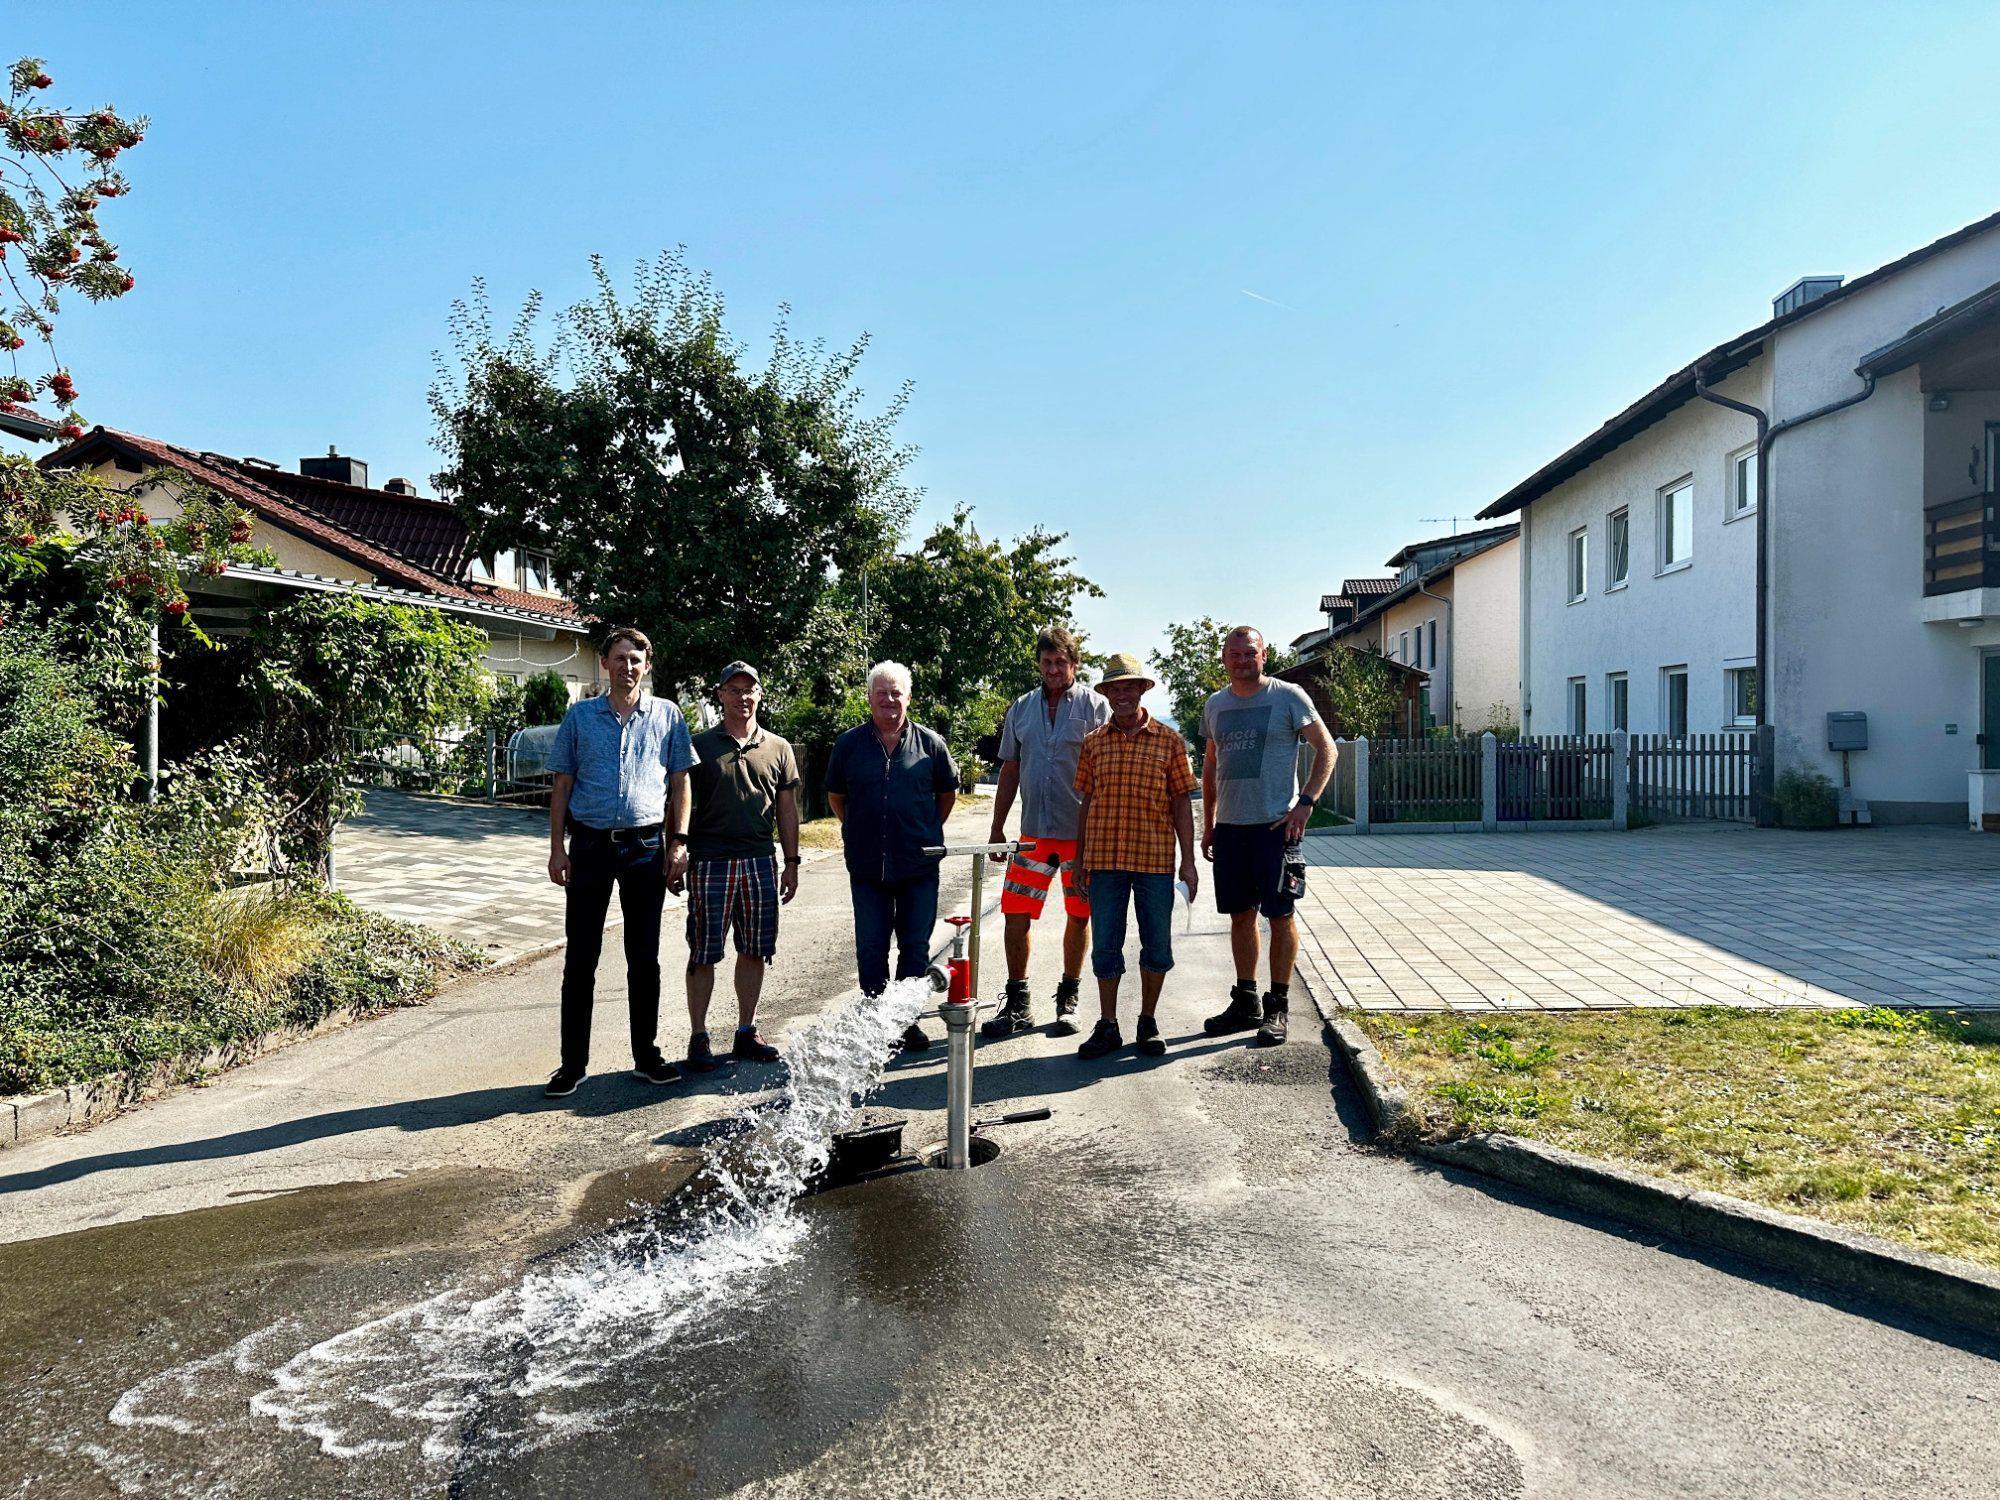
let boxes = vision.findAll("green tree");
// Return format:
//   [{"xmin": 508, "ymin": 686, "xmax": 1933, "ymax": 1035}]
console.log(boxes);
[
  {"xmin": 247, "ymin": 595, "xmax": 491, "ymax": 869},
  {"xmin": 867, "ymin": 506, "xmax": 1101, "ymax": 785},
  {"xmin": 429, "ymin": 251, "xmax": 916, "ymax": 696},
  {"xmin": 521, "ymin": 669, "xmax": 569, "ymax": 726},
  {"xmin": 1148, "ymin": 618, "xmax": 1299, "ymax": 766},
  {"xmin": 1311, "ymin": 644, "xmax": 1404, "ymax": 739}
]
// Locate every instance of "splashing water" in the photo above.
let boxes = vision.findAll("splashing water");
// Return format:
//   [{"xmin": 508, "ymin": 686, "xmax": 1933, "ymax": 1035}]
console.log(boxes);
[{"xmin": 105, "ymin": 978, "xmax": 932, "ymax": 1472}]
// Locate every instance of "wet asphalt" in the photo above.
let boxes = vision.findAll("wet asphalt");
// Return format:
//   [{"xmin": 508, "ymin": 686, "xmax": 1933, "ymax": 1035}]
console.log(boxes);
[{"xmin": 4, "ymin": 823, "xmax": 1999, "ymax": 1498}]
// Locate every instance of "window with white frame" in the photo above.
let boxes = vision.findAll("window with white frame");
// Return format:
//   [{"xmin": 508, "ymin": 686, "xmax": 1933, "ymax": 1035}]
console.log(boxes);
[
  {"xmin": 1412, "ymin": 627, "xmax": 1423, "ymax": 669},
  {"xmin": 1568, "ymin": 677, "xmax": 1587, "ymax": 735},
  {"xmin": 1425, "ymin": 619, "xmax": 1437, "ymax": 672},
  {"xmin": 1662, "ymin": 665, "xmax": 1689, "ymax": 737},
  {"xmin": 1607, "ymin": 672, "xmax": 1628, "ymax": 732},
  {"xmin": 1726, "ymin": 665, "xmax": 1757, "ymax": 727},
  {"xmin": 1399, "ymin": 630, "xmax": 1410, "ymax": 663},
  {"xmin": 1568, "ymin": 526, "xmax": 1588, "ymax": 602},
  {"xmin": 1658, "ymin": 479, "xmax": 1693, "ymax": 569},
  {"xmin": 1729, "ymin": 447, "xmax": 1758, "ymax": 519},
  {"xmin": 1608, "ymin": 508, "xmax": 1630, "ymax": 588},
  {"xmin": 521, "ymin": 550, "xmax": 557, "ymax": 593}
]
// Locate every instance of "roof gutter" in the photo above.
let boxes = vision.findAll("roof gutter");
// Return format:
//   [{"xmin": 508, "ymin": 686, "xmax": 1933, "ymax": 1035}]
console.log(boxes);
[{"xmin": 1695, "ymin": 361, "xmax": 1877, "ymax": 826}]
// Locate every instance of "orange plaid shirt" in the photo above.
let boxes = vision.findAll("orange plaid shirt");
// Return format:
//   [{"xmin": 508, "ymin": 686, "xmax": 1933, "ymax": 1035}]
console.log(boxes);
[{"xmin": 1073, "ymin": 711, "xmax": 1197, "ymax": 874}]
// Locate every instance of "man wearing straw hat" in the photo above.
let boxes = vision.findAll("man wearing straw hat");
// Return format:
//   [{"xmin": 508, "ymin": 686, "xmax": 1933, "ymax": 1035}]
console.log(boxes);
[{"xmin": 1070, "ymin": 653, "xmax": 1199, "ymax": 1060}]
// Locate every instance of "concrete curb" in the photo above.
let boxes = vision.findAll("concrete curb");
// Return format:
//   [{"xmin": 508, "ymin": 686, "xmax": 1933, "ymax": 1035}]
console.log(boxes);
[{"xmin": 1296, "ymin": 960, "xmax": 2000, "ymax": 1342}]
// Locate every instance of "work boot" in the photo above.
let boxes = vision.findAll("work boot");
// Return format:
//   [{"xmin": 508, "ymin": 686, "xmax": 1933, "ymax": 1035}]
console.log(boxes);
[
  {"xmin": 899, "ymin": 1023, "xmax": 932, "ymax": 1053},
  {"xmin": 1203, "ymin": 983, "xmax": 1264, "ymax": 1037},
  {"xmin": 732, "ymin": 1027, "xmax": 782, "ymax": 1064},
  {"xmin": 1135, "ymin": 1013, "xmax": 1166, "ymax": 1057},
  {"xmin": 1077, "ymin": 1018, "xmax": 1124, "ymax": 1060},
  {"xmin": 685, "ymin": 1031, "xmax": 721, "ymax": 1073},
  {"xmin": 980, "ymin": 981, "xmax": 1033, "ymax": 1038},
  {"xmin": 1049, "ymin": 977, "xmax": 1082, "ymax": 1036},
  {"xmin": 1254, "ymin": 996, "xmax": 1289, "ymax": 1048}
]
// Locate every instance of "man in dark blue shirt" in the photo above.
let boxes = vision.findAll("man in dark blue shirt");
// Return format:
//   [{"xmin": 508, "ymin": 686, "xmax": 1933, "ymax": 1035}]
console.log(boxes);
[{"xmin": 824, "ymin": 660, "xmax": 959, "ymax": 1051}]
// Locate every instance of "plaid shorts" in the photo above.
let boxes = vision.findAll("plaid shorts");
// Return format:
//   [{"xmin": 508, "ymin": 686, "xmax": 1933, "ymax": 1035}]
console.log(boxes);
[
  {"xmin": 685, "ymin": 855, "xmax": 780, "ymax": 967},
  {"xmin": 998, "ymin": 837, "xmax": 1089, "ymax": 920}
]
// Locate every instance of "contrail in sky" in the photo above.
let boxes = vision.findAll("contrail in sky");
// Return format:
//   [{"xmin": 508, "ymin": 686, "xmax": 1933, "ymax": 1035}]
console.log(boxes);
[{"xmin": 1239, "ymin": 289, "xmax": 1294, "ymax": 310}]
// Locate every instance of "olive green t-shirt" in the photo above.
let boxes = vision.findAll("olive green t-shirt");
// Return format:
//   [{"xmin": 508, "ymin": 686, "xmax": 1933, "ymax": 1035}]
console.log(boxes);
[{"xmin": 687, "ymin": 725, "xmax": 801, "ymax": 861}]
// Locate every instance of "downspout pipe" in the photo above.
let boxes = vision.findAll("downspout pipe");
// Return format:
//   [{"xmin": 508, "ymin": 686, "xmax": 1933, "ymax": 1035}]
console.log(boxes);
[
  {"xmin": 1696, "ymin": 360, "xmax": 1877, "ymax": 825},
  {"xmin": 1414, "ymin": 575, "xmax": 1452, "ymax": 729}
]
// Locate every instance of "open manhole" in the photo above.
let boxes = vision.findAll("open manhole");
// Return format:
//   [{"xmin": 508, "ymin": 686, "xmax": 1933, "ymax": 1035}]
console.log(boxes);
[{"xmin": 921, "ymin": 1137, "xmax": 1002, "ymax": 1169}]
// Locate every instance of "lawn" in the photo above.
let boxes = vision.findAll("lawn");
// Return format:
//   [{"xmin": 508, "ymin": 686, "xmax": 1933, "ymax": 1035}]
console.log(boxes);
[{"xmin": 1358, "ymin": 1006, "xmax": 2000, "ymax": 1271}]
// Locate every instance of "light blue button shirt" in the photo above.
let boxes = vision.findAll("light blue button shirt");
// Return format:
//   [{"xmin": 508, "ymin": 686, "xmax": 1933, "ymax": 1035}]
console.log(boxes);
[
  {"xmin": 997, "ymin": 682, "xmax": 1110, "ymax": 839},
  {"xmin": 548, "ymin": 692, "xmax": 698, "ymax": 830}
]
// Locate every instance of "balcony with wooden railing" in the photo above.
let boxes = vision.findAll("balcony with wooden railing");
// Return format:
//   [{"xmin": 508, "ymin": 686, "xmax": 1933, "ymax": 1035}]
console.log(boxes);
[{"xmin": 1923, "ymin": 491, "xmax": 1999, "ymax": 598}]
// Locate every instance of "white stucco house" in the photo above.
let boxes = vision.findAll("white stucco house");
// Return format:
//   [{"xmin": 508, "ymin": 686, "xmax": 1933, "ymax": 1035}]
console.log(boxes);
[{"xmin": 1480, "ymin": 207, "xmax": 2000, "ymax": 824}]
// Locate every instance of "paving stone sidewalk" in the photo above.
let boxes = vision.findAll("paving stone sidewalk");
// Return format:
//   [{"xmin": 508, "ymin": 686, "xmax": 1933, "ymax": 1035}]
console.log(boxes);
[
  {"xmin": 333, "ymin": 789, "xmax": 677, "ymax": 962},
  {"xmin": 1295, "ymin": 825, "xmax": 2000, "ymax": 1012}
]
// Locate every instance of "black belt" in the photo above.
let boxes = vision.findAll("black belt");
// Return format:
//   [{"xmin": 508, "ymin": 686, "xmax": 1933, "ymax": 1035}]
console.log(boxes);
[{"xmin": 571, "ymin": 821, "xmax": 663, "ymax": 843}]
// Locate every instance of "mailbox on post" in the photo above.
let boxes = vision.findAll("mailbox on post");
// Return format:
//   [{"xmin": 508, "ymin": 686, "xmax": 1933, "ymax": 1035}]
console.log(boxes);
[{"xmin": 1826, "ymin": 712, "xmax": 1868, "ymax": 752}]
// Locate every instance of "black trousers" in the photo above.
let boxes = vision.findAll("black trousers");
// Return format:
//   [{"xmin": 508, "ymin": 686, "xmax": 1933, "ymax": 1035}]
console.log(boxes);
[{"xmin": 559, "ymin": 828, "xmax": 667, "ymax": 1072}]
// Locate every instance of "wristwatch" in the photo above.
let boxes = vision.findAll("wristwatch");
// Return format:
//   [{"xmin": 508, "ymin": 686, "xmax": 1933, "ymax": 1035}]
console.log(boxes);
[
  {"xmin": 668, "ymin": 832, "xmax": 688, "ymax": 846},
  {"xmin": 1296, "ymin": 793, "xmax": 1317, "ymax": 809},
  {"xmin": 784, "ymin": 856, "xmax": 802, "ymax": 866}
]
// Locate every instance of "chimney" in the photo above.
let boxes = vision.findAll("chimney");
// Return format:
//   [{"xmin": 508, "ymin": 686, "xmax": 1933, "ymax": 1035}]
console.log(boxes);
[
  {"xmin": 300, "ymin": 445, "xmax": 368, "ymax": 488},
  {"xmin": 383, "ymin": 477, "xmax": 418, "ymax": 497},
  {"xmin": 1773, "ymin": 276, "xmax": 1844, "ymax": 319}
]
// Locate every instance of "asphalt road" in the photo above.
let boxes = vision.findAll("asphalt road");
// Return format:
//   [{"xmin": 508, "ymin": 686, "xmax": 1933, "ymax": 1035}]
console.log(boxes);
[{"xmin": 3, "ymin": 826, "xmax": 1996, "ymax": 1498}]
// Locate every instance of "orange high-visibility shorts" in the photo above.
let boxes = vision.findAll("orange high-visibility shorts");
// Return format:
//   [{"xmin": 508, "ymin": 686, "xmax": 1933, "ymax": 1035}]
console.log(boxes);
[{"xmin": 998, "ymin": 838, "xmax": 1089, "ymax": 920}]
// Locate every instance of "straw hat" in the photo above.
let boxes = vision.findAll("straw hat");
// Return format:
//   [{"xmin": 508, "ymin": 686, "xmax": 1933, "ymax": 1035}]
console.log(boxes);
[{"xmin": 1097, "ymin": 652, "xmax": 1155, "ymax": 691}]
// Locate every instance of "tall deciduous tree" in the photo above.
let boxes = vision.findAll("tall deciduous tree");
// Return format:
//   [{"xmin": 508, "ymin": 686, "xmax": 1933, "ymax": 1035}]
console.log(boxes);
[
  {"xmin": 429, "ymin": 252, "xmax": 916, "ymax": 696},
  {"xmin": 868, "ymin": 506, "xmax": 1102, "ymax": 783}
]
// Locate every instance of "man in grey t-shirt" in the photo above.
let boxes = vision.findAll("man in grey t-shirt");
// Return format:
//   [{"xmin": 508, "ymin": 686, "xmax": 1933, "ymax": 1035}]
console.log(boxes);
[{"xmin": 1199, "ymin": 625, "xmax": 1335, "ymax": 1047}]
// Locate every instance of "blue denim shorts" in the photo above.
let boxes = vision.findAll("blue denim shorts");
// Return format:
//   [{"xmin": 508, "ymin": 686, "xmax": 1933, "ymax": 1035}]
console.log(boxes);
[{"xmin": 1087, "ymin": 869, "xmax": 1175, "ymax": 978}]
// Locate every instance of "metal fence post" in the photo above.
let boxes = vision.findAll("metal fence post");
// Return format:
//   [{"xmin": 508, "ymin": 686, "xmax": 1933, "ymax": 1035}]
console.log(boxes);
[
  {"xmin": 1612, "ymin": 731, "xmax": 1630, "ymax": 830},
  {"xmin": 484, "ymin": 725, "xmax": 498, "ymax": 801},
  {"xmin": 1480, "ymin": 732, "xmax": 1498, "ymax": 831},
  {"xmin": 1354, "ymin": 736, "xmax": 1371, "ymax": 834}
]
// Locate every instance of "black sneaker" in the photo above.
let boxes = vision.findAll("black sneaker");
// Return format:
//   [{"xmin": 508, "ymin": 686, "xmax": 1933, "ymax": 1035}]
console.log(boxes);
[
  {"xmin": 1203, "ymin": 987, "xmax": 1264, "ymax": 1037},
  {"xmin": 980, "ymin": 986, "xmax": 1032, "ymax": 1039},
  {"xmin": 1254, "ymin": 997, "xmax": 1289, "ymax": 1047},
  {"xmin": 1048, "ymin": 979, "xmax": 1082, "ymax": 1037},
  {"xmin": 1077, "ymin": 1018, "xmax": 1124, "ymax": 1060},
  {"xmin": 685, "ymin": 1032, "xmax": 721, "ymax": 1073},
  {"xmin": 731, "ymin": 1028, "xmax": 781, "ymax": 1063},
  {"xmin": 1135, "ymin": 1014, "xmax": 1166, "ymax": 1057},
  {"xmin": 899, "ymin": 1023, "xmax": 932, "ymax": 1053},
  {"xmin": 544, "ymin": 1067, "xmax": 585, "ymax": 1098},
  {"xmin": 633, "ymin": 1057, "xmax": 683, "ymax": 1085}
]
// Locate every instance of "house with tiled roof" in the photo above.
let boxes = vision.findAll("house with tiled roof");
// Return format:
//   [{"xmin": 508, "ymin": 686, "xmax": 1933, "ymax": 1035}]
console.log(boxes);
[{"xmin": 40, "ymin": 427, "xmax": 600, "ymax": 694}]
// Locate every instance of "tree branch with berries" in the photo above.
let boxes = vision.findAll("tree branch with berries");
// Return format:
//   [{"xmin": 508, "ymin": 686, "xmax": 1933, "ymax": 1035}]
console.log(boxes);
[{"xmin": 0, "ymin": 55, "xmax": 144, "ymax": 438}]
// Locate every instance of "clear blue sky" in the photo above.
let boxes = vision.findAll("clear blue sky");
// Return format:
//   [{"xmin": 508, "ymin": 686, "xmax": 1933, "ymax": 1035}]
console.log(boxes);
[{"xmin": 22, "ymin": 1, "xmax": 2000, "ymax": 677}]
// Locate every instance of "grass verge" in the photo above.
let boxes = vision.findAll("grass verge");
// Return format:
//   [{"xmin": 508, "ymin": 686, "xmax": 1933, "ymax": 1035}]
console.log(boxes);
[
  {"xmin": 1357, "ymin": 1006, "xmax": 2000, "ymax": 1271},
  {"xmin": 1, "ymin": 888, "xmax": 485, "ymax": 1096}
]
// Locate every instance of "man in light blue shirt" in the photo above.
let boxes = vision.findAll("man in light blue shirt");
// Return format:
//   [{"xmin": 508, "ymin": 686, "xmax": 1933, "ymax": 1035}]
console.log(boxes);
[{"xmin": 543, "ymin": 626, "xmax": 698, "ymax": 1097}]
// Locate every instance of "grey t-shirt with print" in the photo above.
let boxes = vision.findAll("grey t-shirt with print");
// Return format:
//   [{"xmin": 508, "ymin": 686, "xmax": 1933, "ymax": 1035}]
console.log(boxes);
[{"xmin": 1201, "ymin": 679, "xmax": 1318, "ymax": 826}]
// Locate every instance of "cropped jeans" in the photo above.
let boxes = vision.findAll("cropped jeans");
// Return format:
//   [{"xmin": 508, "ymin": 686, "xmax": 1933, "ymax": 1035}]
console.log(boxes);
[{"xmin": 1086, "ymin": 869, "xmax": 1176, "ymax": 979}]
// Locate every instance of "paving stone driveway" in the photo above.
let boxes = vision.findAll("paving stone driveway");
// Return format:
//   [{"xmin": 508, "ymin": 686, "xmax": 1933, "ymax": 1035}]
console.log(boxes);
[
  {"xmin": 331, "ymin": 789, "xmax": 679, "ymax": 962},
  {"xmin": 1295, "ymin": 825, "xmax": 2000, "ymax": 1012}
]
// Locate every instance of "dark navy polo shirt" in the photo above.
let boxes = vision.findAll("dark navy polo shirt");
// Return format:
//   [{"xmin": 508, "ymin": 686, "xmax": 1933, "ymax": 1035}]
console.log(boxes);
[{"xmin": 823, "ymin": 718, "xmax": 960, "ymax": 883}]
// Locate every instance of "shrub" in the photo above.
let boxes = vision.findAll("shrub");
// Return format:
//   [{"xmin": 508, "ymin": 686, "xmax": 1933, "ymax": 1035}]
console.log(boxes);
[
  {"xmin": 1775, "ymin": 765, "xmax": 1840, "ymax": 829},
  {"xmin": 522, "ymin": 670, "xmax": 570, "ymax": 726}
]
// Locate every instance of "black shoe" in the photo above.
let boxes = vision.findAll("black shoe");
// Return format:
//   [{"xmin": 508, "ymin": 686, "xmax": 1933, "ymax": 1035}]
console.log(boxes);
[
  {"xmin": 1254, "ymin": 997, "xmax": 1289, "ymax": 1047},
  {"xmin": 731, "ymin": 1027, "xmax": 782, "ymax": 1063},
  {"xmin": 633, "ymin": 1057, "xmax": 683, "ymax": 1085},
  {"xmin": 1077, "ymin": 1018, "xmax": 1124, "ymax": 1059},
  {"xmin": 544, "ymin": 1067, "xmax": 585, "ymax": 1098},
  {"xmin": 1048, "ymin": 979, "xmax": 1082, "ymax": 1037},
  {"xmin": 980, "ymin": 986, "xmax": 1032, "ymax": 1039},
  {"xmin": 899, "ymin": 1023, "xmax": 932, "ymax": 1053},
  {"xmin": 1203, "ymin": 987, "xmax": 1264, "ymax": 1037},
  {"xmin": 1135, "ymin": 1014, "xmax": 1166, "ymax": 1057},
  {"xmin": 686, "ymin": 1032, "xmax": 721, "ymax": 1073}
]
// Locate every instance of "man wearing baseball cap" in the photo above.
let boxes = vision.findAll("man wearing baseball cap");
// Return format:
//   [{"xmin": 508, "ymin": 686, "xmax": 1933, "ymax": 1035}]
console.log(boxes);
[{"xmin": 680, "ymin": 661, "xmax": 803, "ymax": 1072}]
